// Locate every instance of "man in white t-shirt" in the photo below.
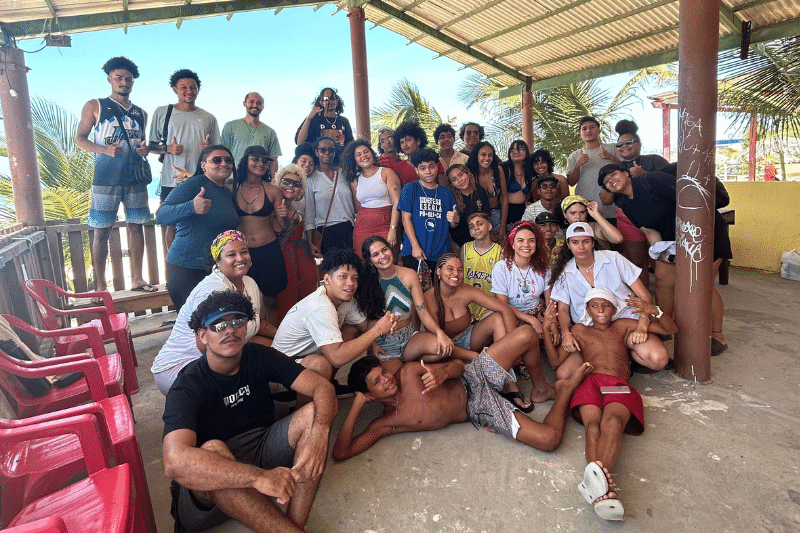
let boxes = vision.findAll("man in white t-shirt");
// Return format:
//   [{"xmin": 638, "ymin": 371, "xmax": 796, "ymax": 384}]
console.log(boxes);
[
  {"xmin": 566, "ymin": 117, "xmax": 619, "ymax": 221},
  {"xmin": 272, "ymin": 249, "xmax": 396, "ymax": 402}
]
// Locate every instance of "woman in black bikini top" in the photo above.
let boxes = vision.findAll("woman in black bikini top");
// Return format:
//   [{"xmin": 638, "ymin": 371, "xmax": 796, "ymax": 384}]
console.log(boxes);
[{"xmin": 228, "ymin": 145, "xmax": 288, "ymax": 323}]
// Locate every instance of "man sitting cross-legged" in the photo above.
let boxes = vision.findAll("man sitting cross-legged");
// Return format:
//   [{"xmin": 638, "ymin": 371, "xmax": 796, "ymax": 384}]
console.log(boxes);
[
  {"xmin": 540, "ymin": 288, "xmax": 677, "ymax": 521},
  {"xmin": 162, "ymin": 290, "xmax": 337, "ymax": 533},
  {"xmin": 332, "ymin": 325, "xmax": 592, "ymax": 460}
]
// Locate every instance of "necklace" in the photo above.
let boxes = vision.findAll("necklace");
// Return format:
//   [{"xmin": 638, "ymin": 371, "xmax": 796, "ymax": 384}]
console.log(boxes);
[
  {"xmin": 239, "ymin": 184, "xmax": 263, "ymax": 206},
  {"xmin": 323, "ymin": 114, "xmax": 338, "ymax": 128},
  {"xmin": 578, "ymin": 262, "xmax": 594, "ymax": 273},
  {"xmin": 246, "ymin": 123, "xmax": 261, "ymax": 139},
  {"xmin": 515, "ymin": 262, "xmax": 533, "ymax": 294}
]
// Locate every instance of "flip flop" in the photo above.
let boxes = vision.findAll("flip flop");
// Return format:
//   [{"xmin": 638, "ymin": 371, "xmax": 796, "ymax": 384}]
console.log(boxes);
[
  {"xmin": 578, "ymin": 462, "xmax": 609, "ymax": 505},
  {"xmin": 711, "ymin": 338, "xmax": 728, "ymax": 356},
  {"xmin": 500, "ymin": 391, "xmax": 534, "ymax": 413},
  {"xmin": 594, "ymin": 498, "xmax": 624, "ymax": 520},
  {"xmin": 131, "ymin": 283, "xmax": 158, "ymax": 293}
]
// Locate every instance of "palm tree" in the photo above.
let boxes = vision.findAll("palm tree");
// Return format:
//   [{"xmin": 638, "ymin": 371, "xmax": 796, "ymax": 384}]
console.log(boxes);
[
  {"xmin": 0, "ymin": 96, "xmax": 94, "ymax": 288},
  {"xmin": 458, "ymin": 66, "xmax": 676, "ymax": 166},
  {"xmin": 0, "ymin": 96, "xmax": 94, "ymax": 225},
  {"xmin": 370, "ymin": 78, "xmax": 456, "ymax": 146},
  {"xmin": 718, "ymin": 36, "xmax": 800, "ymax": 140}
]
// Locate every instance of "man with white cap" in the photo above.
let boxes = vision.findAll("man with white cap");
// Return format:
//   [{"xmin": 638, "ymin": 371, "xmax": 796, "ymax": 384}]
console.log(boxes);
[{"xmin": 540, "ymin": 288, "xmax": 677, "ymax": 521}]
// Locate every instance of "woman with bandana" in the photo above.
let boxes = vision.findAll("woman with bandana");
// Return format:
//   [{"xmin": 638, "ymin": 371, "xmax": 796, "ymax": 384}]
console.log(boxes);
[{"xmin": 150, "ymin": 230, "xmax": 276, "ymax": 395}]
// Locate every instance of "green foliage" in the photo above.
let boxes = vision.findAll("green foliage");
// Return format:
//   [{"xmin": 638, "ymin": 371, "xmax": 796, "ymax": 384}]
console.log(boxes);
[
  {"xmin": 370, "ymin": 78, "xmax": 456, "ymax": 146},
  {"xmin": 458, "ymin": 66, "xmax": 676, "ymax": 168},
  {"xmin": 0, "ymin": 96, "xmax": 94, "ymax": 226},
  {"xmin": 718, "ymin": 37, "xmax": 800, "ymax": 139}
]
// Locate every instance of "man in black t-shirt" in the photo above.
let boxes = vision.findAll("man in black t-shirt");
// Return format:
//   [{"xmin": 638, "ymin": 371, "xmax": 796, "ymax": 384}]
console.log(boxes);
[{"xmin": 162, "ymin": 290, "xmax": 337, "ymax": 533}]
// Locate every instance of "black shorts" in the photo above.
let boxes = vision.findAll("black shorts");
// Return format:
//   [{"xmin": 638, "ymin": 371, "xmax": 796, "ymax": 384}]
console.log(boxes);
[
  {"xmin": 160, "ymin": 185, "xmax": 175, "ymax": 203},
  {"xmin": 172, "ymin": 414, "xmax": 295, "ymax": 532}
]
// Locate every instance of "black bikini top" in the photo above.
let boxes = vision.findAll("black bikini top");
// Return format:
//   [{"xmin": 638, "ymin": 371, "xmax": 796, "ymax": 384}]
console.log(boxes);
[{"xmin": 235, "ymin": 188, "xmax": 274, "ymax": 218}]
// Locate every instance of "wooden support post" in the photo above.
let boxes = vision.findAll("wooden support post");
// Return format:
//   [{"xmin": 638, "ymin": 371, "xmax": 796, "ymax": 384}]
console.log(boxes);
[
  {"xmin": 0, "ymin": 47, "xmax": 44, "ymax": 226},
  {"xmin": 674, "ymin": 0, "xmax": 719, "ymax": 382},
  {"xmin": 748, "ymin": 112, "xmax": 757, "ymax": 181},
  {"xmin": 522, "ymin": 77, "xmax": 534, "ymax": 149},
  {"xmin": 349, "ymin": 6, "xmax": 370, "ymax": 140},
  {"xmin": 662, "ymin": 106, "xmax": 671, "ymax": 161}
]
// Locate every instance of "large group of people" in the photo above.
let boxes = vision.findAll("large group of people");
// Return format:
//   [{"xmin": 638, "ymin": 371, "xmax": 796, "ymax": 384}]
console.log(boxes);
[{"xmin": 79, "ymin": 56, "xmax": 731, "ymax": 531}]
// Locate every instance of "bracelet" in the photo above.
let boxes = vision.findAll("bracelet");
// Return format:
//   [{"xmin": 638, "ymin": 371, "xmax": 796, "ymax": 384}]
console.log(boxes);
[
  {"xmin": 561, "ymin": 332, "xmax": 573, "ymax": 339},
  {"xmin": 390, "ymin": 225, "xmax": 397, "ymax": 230}
]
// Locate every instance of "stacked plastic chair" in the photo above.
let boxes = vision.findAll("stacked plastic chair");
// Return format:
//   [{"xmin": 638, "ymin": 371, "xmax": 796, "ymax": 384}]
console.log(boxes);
[{"xmin": 24, "ymin": 279, "xmax": 139, "ymax": 395}]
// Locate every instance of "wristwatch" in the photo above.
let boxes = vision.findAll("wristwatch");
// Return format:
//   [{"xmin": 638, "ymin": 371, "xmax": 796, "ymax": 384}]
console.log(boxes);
[{"xmin": 652, "ymin": 306, "xmax": 663, "ymax": 319}]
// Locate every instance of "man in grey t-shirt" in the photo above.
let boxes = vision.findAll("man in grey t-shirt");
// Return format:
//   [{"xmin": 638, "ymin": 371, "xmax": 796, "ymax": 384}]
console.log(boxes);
[
  {"xmin": 566, "ymin": 116, "xmax": 619, "ymax": 221},
  {"xmin": 148, "ymin": 69, "xmax": 220, "ymax": 249},
  {"xmin": 221, "ymin": 92, "xmax": 281, "ymax": 178}
]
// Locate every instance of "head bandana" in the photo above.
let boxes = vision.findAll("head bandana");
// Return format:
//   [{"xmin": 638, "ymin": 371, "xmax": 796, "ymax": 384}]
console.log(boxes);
[
  {"xmin": 580, "ymin": 287, "xmax": 622, "ymax": 325},
  {"xmin": 210, "ymin": 230, "xmax": 246, "ymax": 261},
  {"xmin": 508, "ymin": 221, "xmax": 536, "ymax": 245},
  {"xmin": 560, "ymin": 194, "xmax": 588, "ymax": 213}
]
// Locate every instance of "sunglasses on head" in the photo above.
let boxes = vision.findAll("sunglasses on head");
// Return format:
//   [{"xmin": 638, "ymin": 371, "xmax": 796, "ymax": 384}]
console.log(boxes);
[
  {"xmin": 281, "ymin": 178, "xmax": 302, "ymax": 188},
  {"xmin": 206, "ymin": 316, "xmax": 248, "ymax": 332},
  {"xmin": 317, "ymin": 147, "xmax": 335, "ymax": 153},
  {"xmin": 210, "ymin": 156, "xmax": 234, "ymax": 164},
  {"xmin": 615, "ymin": 139, "xmax": 638, "ymax": 148}
]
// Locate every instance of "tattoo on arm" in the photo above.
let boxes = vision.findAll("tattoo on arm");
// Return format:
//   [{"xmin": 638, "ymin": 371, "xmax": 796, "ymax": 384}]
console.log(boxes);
[{"xmin": 415, "ymin": 303, "xmax": 426, "ymax": 311}]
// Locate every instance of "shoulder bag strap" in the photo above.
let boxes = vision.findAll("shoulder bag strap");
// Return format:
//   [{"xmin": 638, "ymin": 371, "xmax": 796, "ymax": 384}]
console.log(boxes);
[{"xmin": 319, "ymin": 169, "xmax": 339, "ymax": 242}]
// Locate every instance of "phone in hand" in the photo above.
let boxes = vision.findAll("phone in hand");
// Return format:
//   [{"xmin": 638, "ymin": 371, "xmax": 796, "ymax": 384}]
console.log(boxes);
[{"xmin": 600, "ymin": 385, "xmax": 631, "ymax": 394}]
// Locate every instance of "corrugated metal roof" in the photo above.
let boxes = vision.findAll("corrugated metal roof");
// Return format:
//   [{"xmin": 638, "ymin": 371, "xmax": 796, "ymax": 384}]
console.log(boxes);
[{"xmin": 1, "ymin": 0, "xmax": 798, "ymax": 89}]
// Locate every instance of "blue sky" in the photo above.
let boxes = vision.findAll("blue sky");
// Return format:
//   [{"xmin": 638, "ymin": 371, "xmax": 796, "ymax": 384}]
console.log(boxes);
[{"xmin": 3, "ymin": 5, "xmax": 738, "ymax": 186}]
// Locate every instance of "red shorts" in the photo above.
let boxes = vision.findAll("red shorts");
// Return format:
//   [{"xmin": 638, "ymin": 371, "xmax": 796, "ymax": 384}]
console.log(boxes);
[
  {"xmin": 616, "ymin": 209, "xmax": 647, "ymax": 242},
  {"xmin": 570, "ymin": 373, "xmax": 645, "ymax": 435}
]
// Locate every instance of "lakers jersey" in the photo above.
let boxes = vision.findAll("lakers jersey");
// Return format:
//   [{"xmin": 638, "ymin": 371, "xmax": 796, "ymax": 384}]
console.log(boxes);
[{"xmin": 463, "ymin": 241, "xmax": 501, "ymax": 321}]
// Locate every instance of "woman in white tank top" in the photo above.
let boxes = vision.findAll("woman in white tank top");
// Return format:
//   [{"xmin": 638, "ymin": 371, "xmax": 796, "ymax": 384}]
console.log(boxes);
[{"xmin": 342, "ymin": 139, "xmax": 402, "ymax": 259}]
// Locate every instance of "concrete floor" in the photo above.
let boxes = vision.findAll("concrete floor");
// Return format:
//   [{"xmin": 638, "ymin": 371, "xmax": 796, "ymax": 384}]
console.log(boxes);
[{"xmin": 128, "ymin": 267, "xmax": 800, "ymax": 533}]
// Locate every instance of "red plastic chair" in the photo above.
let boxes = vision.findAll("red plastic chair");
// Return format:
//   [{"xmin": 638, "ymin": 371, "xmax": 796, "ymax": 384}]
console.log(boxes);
[
  {"xmin": 1, "ymin": 413, "xmax": 137, "ymax": 533},
  {"xmin": 1, "ymin": 314, "xmax": 132, "ymax": 403},
  {"xmin": 24, "ymin": 279, "xmax": 139, "ymax": 395},
  {"xmin": 0, "ymin": 339, "xmax": 123, "ymax": 419},
  {"xmin": 1, "ymin": 517, "xmax": 67, "ymax": 532},
  {"xmin": 0, "ymin": 397, "xmax": 156, "ymax": 532}
]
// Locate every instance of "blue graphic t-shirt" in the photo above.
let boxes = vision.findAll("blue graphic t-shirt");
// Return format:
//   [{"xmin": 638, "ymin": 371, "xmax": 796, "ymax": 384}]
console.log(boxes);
[{"xmin": 397, "ymin": 181, "xmax": 457, "ymax": 263}]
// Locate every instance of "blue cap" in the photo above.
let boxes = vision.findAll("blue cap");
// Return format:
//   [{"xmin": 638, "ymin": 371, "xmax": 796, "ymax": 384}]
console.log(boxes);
[{"xmin": 201, "ymin": 308, "xmax": 248, "ymax": 328}]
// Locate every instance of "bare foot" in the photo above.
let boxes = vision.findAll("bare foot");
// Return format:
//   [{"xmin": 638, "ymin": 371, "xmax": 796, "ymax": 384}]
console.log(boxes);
[
  {"xmin": 592, "ymin": 460, "xmax": 616, "ymax": 503},
  {"xmin": 529, "ymin": 380, "xmax": 556, "ymax": 403},
  {"xmin": 555, "ymin": 361, "xmax": 593, "ymax": 397}
]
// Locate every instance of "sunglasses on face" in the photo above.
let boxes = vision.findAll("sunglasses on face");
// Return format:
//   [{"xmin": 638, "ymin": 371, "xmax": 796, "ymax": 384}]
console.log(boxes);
[
  {"xmin": 615, "ymin": 139, "xmax": 638, "ymax": 148},
  {"xmin": 206, "ymin": 316, "xmax": 248, "ymax": 332},
  {"xmin": 249, "ymin": 156, "xmax": 270, "ymax": 164},
  {"xmin": 510, "ymin": 147, "xmax": 526, "ymax": 153},
  {"xmin": 317, "ymin": 147, "xmax": 335, "ymax": 153},
  {"xmin": 322, "ymin": 95, "xmax": 338, "ymax": 102},
  {"xmin": 539, "ymin": 183, "xmax": 558, "ymax": 189},
  {"xmin": 281, "ymin": 178, "xmax": 302, "ymax": 188},
  {"xmin": 210, "ymin": 156, "xmax": 234, "ymax": 164}
]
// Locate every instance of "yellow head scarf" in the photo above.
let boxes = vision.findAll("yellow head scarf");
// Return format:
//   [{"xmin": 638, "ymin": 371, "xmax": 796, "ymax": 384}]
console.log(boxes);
[
  {"xmin": 560, "ymin": 194, "xmax": 588, "ymax": 213},
  {"xmin": 210, "ymin": 230, "xmax": 246, "ymax": 261}
]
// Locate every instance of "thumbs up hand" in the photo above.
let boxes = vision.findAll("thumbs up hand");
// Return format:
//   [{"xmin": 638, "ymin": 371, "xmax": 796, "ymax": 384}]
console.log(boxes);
[
  {"xmin": 106, "ymin": 140, "xmax": 123, "ymax": 158},
  {"xmin": 576, "ymin": 149, "xmax": 589, "ymax": 168},
  {"xmin": 275, "ymin": 198, "xmax": 289, "ymax": 218},
  {"xmin": 167, "ymin": 136, "xmax": 184, "ymax": 156},
  {"xmin": 135, "ymin": 139, "xmax": 149, "ymax": 157},
  {"xmin": 446, "ymin": 205, "xmax": 460, "ymax": 225},
  {"xmin": 193, "ymin": 187, "xmax": 212, "ymax": 214}
]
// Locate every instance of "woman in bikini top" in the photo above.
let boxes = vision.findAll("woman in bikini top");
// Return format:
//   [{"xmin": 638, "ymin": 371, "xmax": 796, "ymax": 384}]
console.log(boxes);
[
  {"xmin": 467, "ymin": 141, "xmax": 508, "ymax": 237},
  {"xmin": 502, "ymin": 140, "xmax": 535, "ymax": 228}
]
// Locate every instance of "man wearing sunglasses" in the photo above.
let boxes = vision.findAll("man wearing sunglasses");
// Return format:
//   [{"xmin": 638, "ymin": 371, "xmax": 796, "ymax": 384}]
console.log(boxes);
[
  {"xmin": 566, "ymin": 116, "xmax": 619, "ymax": 223},
  {"xmin": 163, "ymin": 289, "xmax": 336, "ymax": 533},
  {"xmin": 294, "ymin": 87, "xmax": 354, "ymax": 147},
  {"xmin": 221, "ymin": 92, "xmax": 281, "ymax": 178},
  {"xmin": 522, "ymin": 175, "xmax": 561, "ymax": 223}
]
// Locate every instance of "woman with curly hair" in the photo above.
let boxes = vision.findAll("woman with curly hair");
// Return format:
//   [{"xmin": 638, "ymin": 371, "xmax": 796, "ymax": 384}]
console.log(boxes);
[
  {"xmin": 445, "ymin": 164, "xmax": 491, "ymax": 249},
  {"xmin": 467, "ymin": 140, "xmax": 508, "ymax": 235},
  {"xmin": 342, "ymin": 139, "xmax": 402, "ymax": 259},
  {"xmin": 530, "ymin": 148, "xmax": 569, "ymax": 201},
  {"xmin": 424, "ymin": 253, "xmax": 555, "ymax": 406},
  {"xmin": 356, "ymin": 236, "xmax": 456, "ymax": 369}
]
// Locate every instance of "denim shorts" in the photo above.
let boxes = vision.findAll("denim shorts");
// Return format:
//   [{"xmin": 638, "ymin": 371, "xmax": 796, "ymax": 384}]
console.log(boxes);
[
  {"xmin": 452, "ymin": 324, "xmax": 475, "ymax": 350},
  {"xmin": 376, "ymin": 322, "xmax": 418, "ymax": 360}
]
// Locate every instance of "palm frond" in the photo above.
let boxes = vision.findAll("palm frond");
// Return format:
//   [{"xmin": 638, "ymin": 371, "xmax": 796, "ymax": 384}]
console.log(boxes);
[{"xmin": 371, "ymin": 78, "xmax": 454, "ymax": 145}]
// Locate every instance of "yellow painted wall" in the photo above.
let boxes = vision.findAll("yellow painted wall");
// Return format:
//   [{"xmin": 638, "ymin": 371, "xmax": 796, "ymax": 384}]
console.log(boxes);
[{"xmin": 725, "ymin": 181, "xmax": 800, "ymax": 272}]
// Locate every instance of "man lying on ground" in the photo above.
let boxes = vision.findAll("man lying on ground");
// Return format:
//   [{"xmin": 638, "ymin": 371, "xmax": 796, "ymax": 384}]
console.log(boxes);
[
  {"xmin": 332, "ymin": 325, "xmax": 592, "ymax": 460},
  {"xmin": 540, "ymin": 288, "xmax": 677, "ymax": 521}
]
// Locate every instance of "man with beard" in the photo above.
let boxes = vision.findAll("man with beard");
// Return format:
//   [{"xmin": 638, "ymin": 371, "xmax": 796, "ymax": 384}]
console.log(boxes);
[{"xmin": 221, "ymin": 92, "xmax": 281, "ymax": 178}]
